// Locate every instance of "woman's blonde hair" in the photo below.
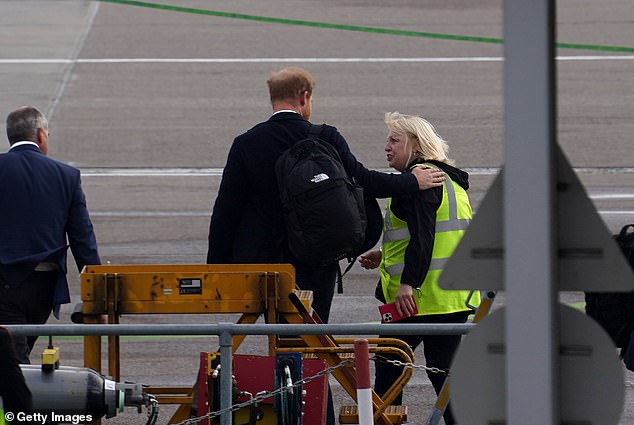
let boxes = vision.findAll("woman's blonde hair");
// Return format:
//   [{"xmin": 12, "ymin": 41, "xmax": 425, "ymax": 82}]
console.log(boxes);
[{"xmin": 384, "ymin": 111, "xmax": 454, "ymax": 166}]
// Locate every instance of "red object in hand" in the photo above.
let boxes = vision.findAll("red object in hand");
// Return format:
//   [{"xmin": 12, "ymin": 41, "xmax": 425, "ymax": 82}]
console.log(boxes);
[{"xmin": 379, "ymin": 301, "xmax": 418, "ymax": 323}]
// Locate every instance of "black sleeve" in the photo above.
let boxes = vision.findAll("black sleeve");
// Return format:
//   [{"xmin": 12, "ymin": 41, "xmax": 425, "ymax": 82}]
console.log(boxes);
[
  {"xmin": 391, "ymin": 185, "xmax": 443, "ymax": 288},
  {"xmin": 0, "ymin": 328, "xmax": 33, "ymax": 413},
  {"xmin": 207, "ymin": 140, "xmax": 248, "ymax": 263},
  {"xmin": 322, "ymin": 126, "xmax": 419, "ymax": 198}
]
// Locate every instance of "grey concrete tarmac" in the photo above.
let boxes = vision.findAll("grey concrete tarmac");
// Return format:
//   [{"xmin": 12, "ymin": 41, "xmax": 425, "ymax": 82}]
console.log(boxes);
[{"xmin": 2, "ymin": 0, "xmax": 633, "ymax": 424}]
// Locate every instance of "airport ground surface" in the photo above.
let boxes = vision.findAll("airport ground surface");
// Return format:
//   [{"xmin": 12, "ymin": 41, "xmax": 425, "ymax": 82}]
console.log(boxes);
[{"xmin": 2, "ymin": 1, "xmax": 633, "ymax": 424}]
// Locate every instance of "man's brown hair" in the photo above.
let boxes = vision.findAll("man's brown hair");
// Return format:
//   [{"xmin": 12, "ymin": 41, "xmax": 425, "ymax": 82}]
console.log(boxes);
[{"xmin": 267, "ymin": 67, "xmax": 315, "ymax": 104}]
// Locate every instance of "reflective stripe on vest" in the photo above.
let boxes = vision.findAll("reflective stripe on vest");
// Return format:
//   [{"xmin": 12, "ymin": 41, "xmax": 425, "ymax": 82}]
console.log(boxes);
[
  {"xmin": 386, "ymin": 258, "xmax": 447, "ymax": 276},
  {"xmin": 382, "ymin": 164, "xmax": 471, "ymax": 249}
]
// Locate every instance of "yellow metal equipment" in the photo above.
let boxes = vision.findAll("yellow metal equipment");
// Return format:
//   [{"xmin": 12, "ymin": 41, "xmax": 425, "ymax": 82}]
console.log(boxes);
[
  {"xmin": 41, "ymin": 336, "xmax": 60, "ymax": 372},
  {"xmin": 80, "ymin": 264, "xmax": 414, "ymax": 425}
]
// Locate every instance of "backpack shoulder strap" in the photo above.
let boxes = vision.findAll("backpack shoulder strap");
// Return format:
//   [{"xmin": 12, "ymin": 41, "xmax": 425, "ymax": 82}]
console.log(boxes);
[
  {"xmin": 305, "ymin": 123, "xmax": 344, "ymax": 163},
  {"xmin": 619, "ymin": 224, "xmax": 634, "ymax": 239},
  {"xmin": 308, "ymin": 123, "xmax": 324, "ymax": 138}
]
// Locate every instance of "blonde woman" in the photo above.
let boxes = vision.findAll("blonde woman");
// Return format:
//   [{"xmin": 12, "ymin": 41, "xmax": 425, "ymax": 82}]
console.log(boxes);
[{"xmin": 359, "ymin": 112, "xmax": 478, "ymax": 425}]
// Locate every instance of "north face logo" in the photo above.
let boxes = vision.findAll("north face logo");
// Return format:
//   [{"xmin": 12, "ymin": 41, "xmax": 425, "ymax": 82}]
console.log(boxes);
[{"xmin": 310, "ymin": 173, "xmax": 330, "ymax": 183}]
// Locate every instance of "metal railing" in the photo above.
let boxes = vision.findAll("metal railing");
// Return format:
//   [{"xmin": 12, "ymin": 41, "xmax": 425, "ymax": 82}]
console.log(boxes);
[{"xmin": 4, "ymin": 322, "xmax": 474, "ymax": 425}]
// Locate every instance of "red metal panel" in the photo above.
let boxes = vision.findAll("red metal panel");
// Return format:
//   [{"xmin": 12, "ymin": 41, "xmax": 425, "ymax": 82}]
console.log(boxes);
[{"xmin": 197, "ymin": 353, "xmax": 328, "ymax": 425}]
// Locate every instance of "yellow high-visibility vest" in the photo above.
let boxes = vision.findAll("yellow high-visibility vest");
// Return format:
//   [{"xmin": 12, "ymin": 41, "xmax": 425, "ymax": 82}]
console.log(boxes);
[{"xmin": 379, "ymin": 163, "xmax": 479, "ymax": 315}]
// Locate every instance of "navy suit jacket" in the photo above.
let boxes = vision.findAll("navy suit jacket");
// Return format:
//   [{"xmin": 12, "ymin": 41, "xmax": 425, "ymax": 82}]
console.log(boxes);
[
  {"xmin": 207, "ymin": 112, "xmax": 418, "ymax": 264},
  {"xmin": 0, "ymin": 144, "xmax": 100, "ymax": 310}
]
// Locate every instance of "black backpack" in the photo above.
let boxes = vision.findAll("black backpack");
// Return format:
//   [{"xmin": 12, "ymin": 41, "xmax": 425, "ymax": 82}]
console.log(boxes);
[
  {"xmin": 275, "ymin": 124, "xmax": 367, "ymax": 267},
  {"xmin": 585, "ymin": 224, "xmax": 634, "ymax": 349}
]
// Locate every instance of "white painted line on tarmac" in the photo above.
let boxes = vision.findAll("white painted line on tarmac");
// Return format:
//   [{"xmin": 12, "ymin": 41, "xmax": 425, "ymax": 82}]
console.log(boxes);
[
  {"xmin": 90, "ymin": 211, "xmax": 209, "ymax": 217},
  {"xmin": 89, "ymin": 210, "xmax": 634, "ymax": 218},
  {"xmin": 1, "ymin": 56, "xmax": 634, "ymax": 64},
  {"xmin": 599, "ymin": 210, "xmax": 634, "ymax": 215},
  {"xmin": 391, "ymin": 167, "xmax": 634, "ymax": 176},
  {"xmin": 78, "ymin": 166, "xmax": 634, "ymax": 177},
  {"xmin": 591, "ymin": 194, "xmax": 634, "ymax": 200},
  {"xmin": 80, "ymin": 167, "xmax": 223, "ymax": 176}
]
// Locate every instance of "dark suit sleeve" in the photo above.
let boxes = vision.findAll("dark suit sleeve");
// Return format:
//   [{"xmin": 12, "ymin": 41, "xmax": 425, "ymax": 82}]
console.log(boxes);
[
  {"xmin": 323, "ymin": 126, "xmax": 419, "ymax": 198},
  {"xmin": 65, "ymin": 173, "xmax": 101, "ymax": 271},
  {"xmin": 207, "ymin": 140, "xmax": 249, "ymax": 263}
]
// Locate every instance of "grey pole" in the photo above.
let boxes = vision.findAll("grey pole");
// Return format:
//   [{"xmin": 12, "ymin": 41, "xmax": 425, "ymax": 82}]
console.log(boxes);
[
  {"xmin": 504, "ymin": 0, "xmax": 558, "ymax": 424},
  {"xmin": 218, "ymin": 323, "xmax": 234, "ymax": 425}
]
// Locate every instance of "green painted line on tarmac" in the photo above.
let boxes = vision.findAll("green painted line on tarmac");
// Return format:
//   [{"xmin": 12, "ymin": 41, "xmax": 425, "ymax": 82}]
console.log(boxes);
[
  {"xmin": 99, "ymin": 0, "xmax": 634, "ymax": 53},
  {"xmin": 97, "ymin": 0, "xmax": 498, "ymax": 45},
  {"xmin": 556, "ymin": 42, "xmax": 634, "ymax": 53}
]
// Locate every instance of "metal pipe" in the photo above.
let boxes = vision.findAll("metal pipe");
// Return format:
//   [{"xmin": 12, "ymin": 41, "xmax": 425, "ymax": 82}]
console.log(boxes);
[
  {"xmin": 4, "ymin": 323, "xmax": 473, "ymax": 337},
  {"xmin": 218, "ymin": 323, "xmax": 234, "ymax": 425},
  {"xmin": 5, "ymin": 322, "xmax": 474, "ymax": 425},
  {"xmin": 20, "ymin": 365, "xmax": 119, "ymax": 419}
]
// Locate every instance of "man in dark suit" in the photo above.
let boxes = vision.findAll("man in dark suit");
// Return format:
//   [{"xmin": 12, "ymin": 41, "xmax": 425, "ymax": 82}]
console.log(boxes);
[
  {"xmin": 207, "ymin": 67, "xmax": 443, "ymax": 425},
  {"xmin": 0, "ymin": 106, "xmax": 101, "ymax": 364},
  {"xmin": 207, "ymin": 67, "xmax": 443, "ymax": 323}
]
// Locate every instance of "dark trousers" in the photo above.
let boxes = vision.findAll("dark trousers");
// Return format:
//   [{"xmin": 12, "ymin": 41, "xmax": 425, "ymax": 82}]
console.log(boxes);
[
  {"xmin": 0, "ymin": 272, "xmax": 56, "ymax": 364},
  {"xmin": 294, "ymin": 262, "xmax": 338, "ymax": 324},
  {"xmin": 374, "ymin": 311, "xmax": 471, "ymax": 425}
]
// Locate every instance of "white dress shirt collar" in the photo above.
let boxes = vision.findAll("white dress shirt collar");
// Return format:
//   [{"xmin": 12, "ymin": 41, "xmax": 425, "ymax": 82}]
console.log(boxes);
[
  {"xmin": 272, "ymin": 109, "xmax": 300, "ymax": 116},
  {"xmin": 9, "ymin": 141, "xmax": 40, "ymax": 150}
]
